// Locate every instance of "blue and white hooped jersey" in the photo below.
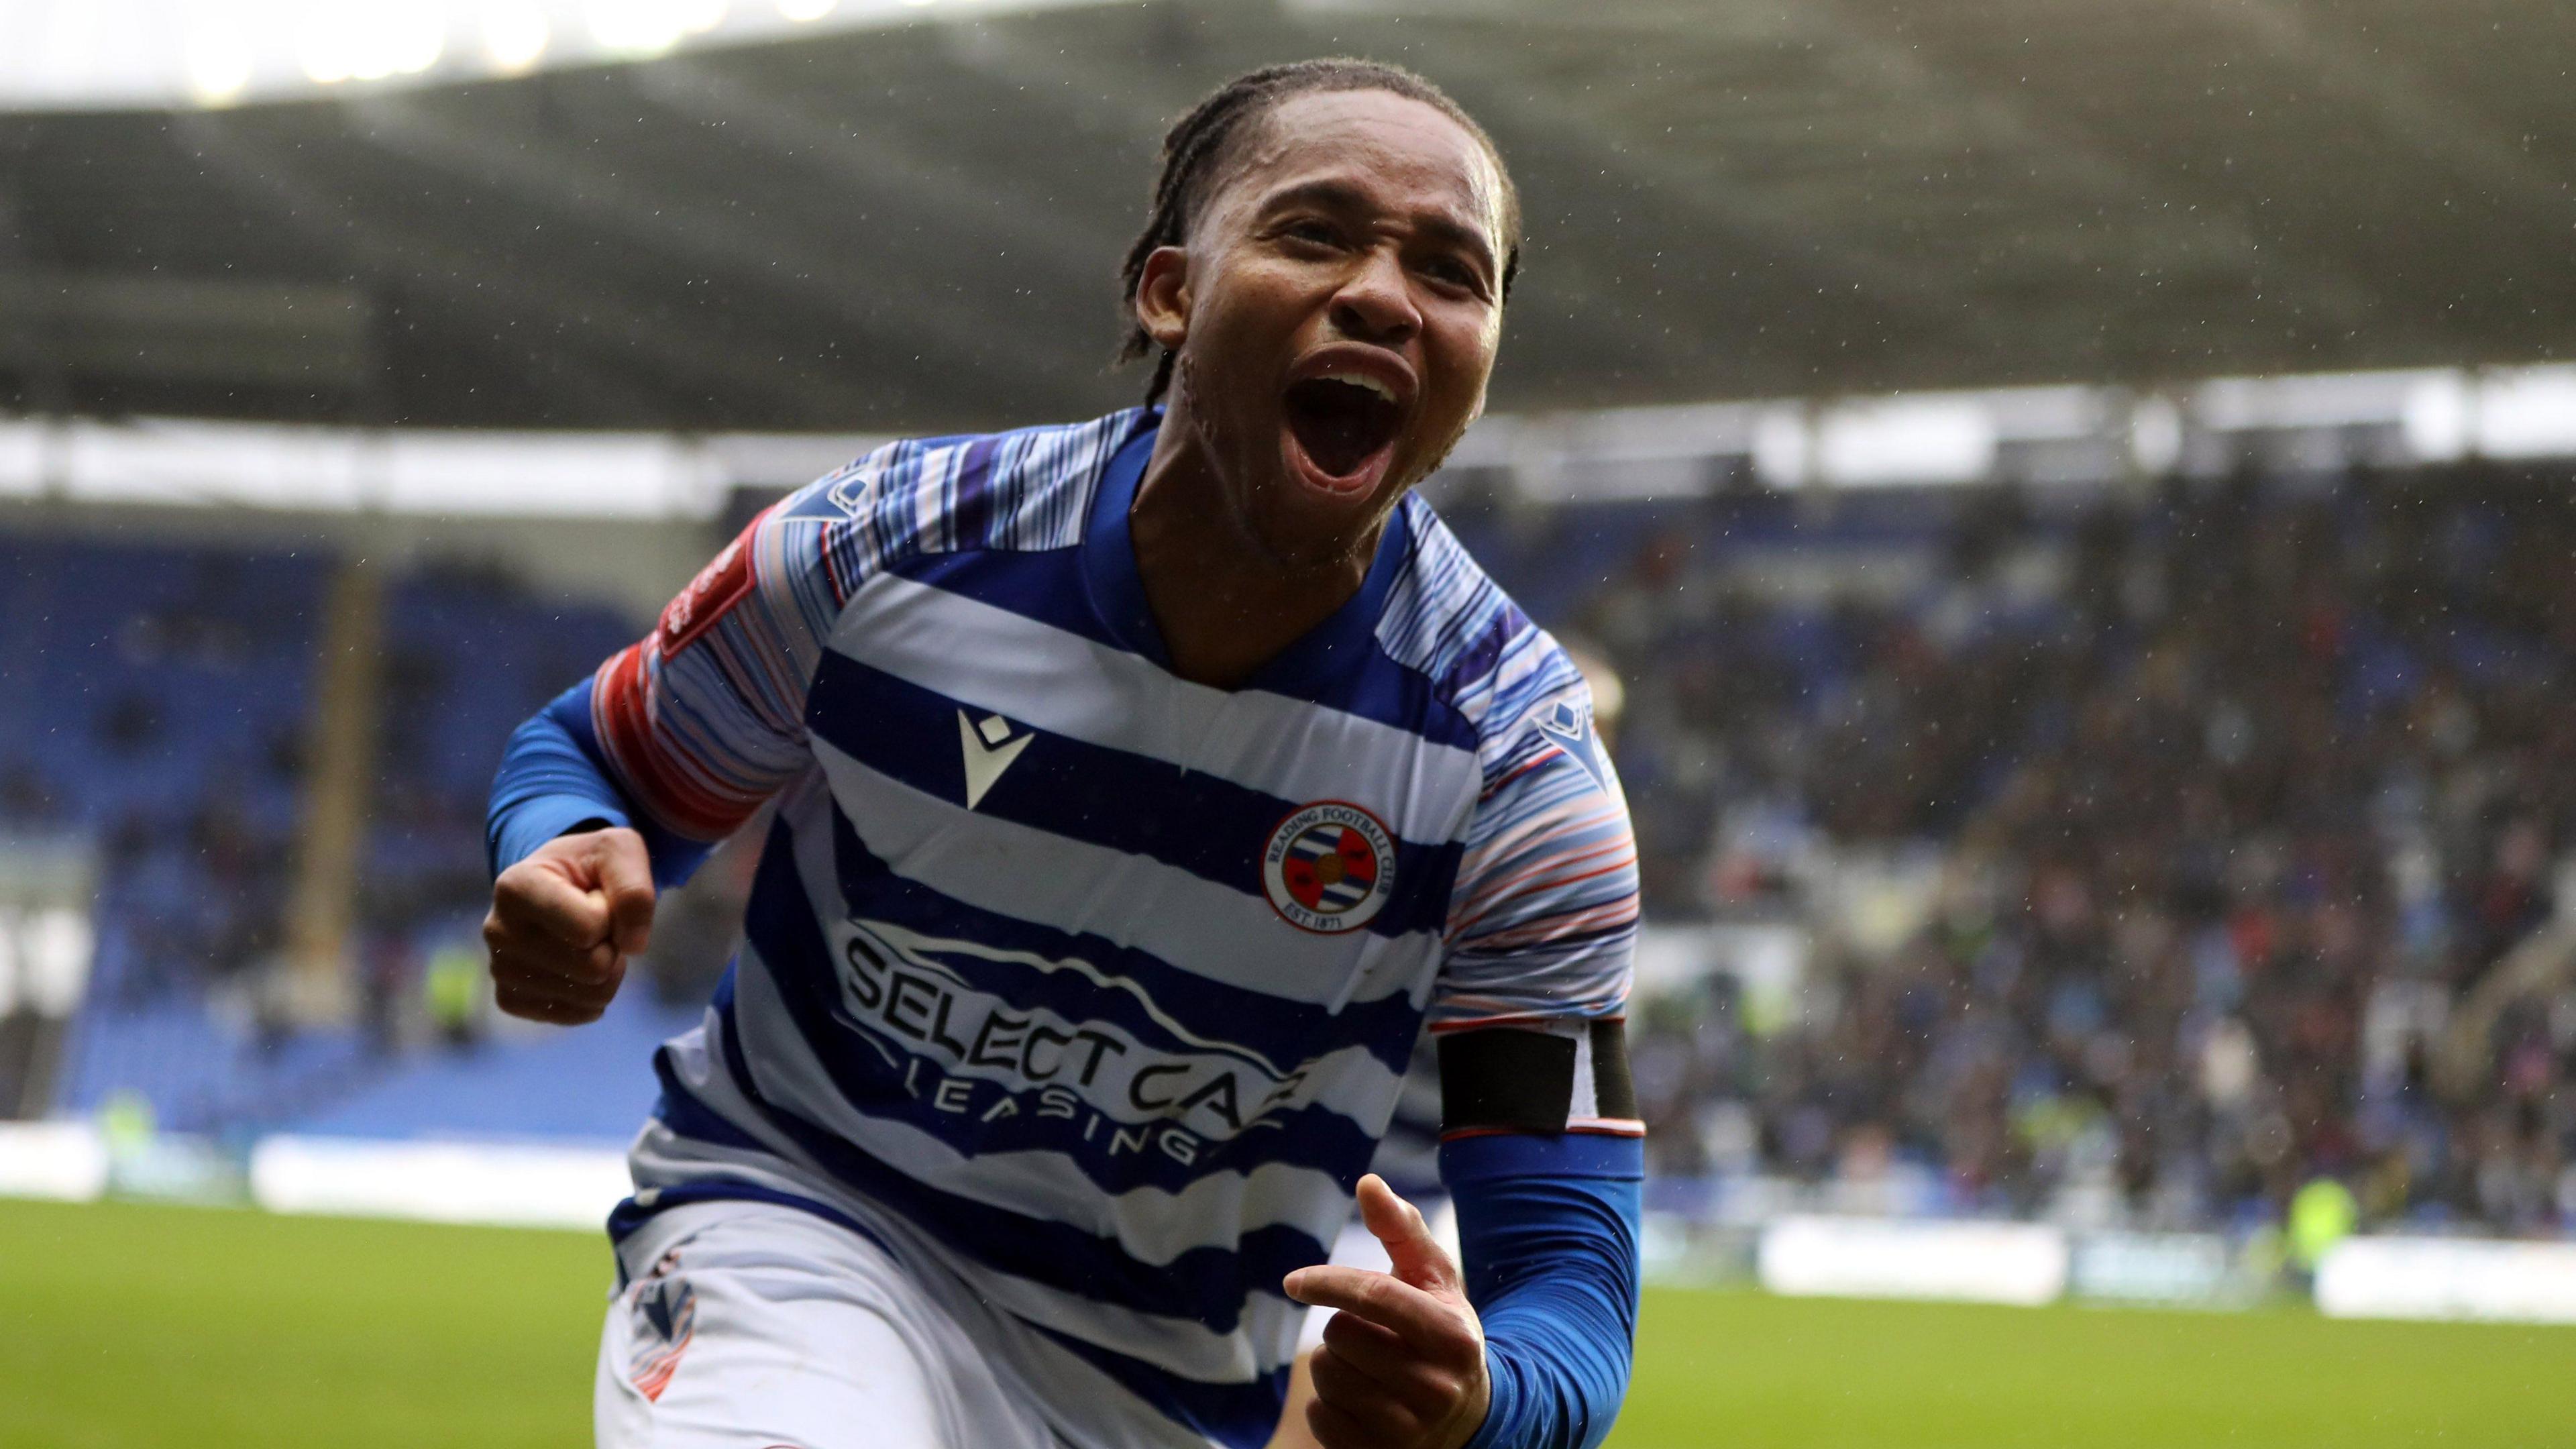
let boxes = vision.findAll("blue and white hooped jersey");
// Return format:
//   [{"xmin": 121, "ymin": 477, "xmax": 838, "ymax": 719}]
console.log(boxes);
[{"xmin": 588, "ymin": 407, "xmax": 1639, "ymax": 1449}]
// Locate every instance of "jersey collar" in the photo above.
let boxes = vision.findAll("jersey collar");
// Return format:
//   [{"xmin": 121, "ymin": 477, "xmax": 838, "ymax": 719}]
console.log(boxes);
[{"xmin": 1080, "ymin": 407, "xmax": 1411, "ymax": 696}]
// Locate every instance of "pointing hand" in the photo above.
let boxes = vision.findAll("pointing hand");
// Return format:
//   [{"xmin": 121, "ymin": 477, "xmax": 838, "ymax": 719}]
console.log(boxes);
[{"xmin": 1282, "ymin": 1175, "xmax": 1490, "ymax": 1449}]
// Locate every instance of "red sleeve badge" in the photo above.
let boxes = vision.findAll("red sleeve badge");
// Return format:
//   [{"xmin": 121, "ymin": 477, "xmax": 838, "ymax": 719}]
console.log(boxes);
[{"xmin": 659, "ymin": 508, "xmax": 769, "ymax": 656}]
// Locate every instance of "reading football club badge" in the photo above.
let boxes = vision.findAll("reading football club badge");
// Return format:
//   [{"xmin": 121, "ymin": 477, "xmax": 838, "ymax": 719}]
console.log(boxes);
[{"xmin": 1263, "ymin": 802, "xmax": 1397, "ymax": 934}]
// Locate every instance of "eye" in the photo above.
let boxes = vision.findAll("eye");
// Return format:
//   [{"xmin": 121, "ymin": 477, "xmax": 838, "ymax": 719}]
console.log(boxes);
[
  {"xmin": 1281, "ymin": 218, "xmax": 1344, "ymax": 248},
  {"xmin": 1419, "ymin": 255, "xmax": 1485, "ymax": 294}
]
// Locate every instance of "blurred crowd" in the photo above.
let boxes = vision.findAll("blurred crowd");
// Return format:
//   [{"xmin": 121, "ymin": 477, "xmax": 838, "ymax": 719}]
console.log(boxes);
[
  {"xmin": 11, "ymin": 464, "xmax": 2575, "ymax": 1232},
  {"xmin": 0, "ymin": 544, "xmax": 627, "ymax": 1099},
  {"xmin": 1580, "ymin": 466, "xmax": 2576, "ymax": 1234},
  {"xmin": 0, "ymin": 544, "xmax": 318, "ymax": 1013}
]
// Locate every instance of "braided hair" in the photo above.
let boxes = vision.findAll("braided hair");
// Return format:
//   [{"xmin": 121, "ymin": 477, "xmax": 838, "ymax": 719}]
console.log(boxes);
[{"xmin": 1116, "ymin": 58, "xmax": 1521, "ymax": 405}]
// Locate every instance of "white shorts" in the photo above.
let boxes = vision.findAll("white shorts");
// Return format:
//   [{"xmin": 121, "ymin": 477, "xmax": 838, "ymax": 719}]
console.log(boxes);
[{"xmin": 595, "ymin": 1199, "xmax": 1060, "ymax": 1449}]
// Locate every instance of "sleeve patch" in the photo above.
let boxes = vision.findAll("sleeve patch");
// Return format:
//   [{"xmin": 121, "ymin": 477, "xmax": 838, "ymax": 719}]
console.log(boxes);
[{"xmin": 659, "ymin": 515, "xmax": 762, "ymax": 657}]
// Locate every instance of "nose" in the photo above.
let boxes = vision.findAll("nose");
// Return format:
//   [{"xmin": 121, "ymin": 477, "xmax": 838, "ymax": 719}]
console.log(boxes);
[{"xmin": 1328, "ymin": 247, "xmax": 1421, "ymax": 348}]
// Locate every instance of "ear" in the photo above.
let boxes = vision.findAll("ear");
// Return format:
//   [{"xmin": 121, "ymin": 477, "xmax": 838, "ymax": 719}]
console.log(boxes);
[{"xmin": 1133, "ymin": 245, "xmax": 1192, "ymax": 352}]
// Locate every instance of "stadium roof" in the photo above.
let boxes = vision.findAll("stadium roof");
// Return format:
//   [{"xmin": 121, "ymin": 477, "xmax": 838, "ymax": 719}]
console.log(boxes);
[{"xmin": 2, "ymin": 0, "xmax": 2571, "ymax": 431}]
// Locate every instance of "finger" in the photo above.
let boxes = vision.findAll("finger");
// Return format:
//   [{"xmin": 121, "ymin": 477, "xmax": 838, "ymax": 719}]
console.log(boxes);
[
  {"xmin": 1356, "ymin": 1174, "xmax": 1462, "ymax": 1296},
  {"xmin": 490, "ymin": 933, "xmax": 621, "ymax": 988},
  {"xmin": 1318, "ymin": 1317, "xmax": 1477, "ymax": 1420},
  {"xmin": 498, "ymin": 957, "xmax": 621, "ymax": 1009},
  {"xmin": 1307, "ymin": 1348, "xmax": 1430, "ymax": 1440},
  {"xmin": 1317, "ymin": 1311, "xmax": 1425, "ymax": 1389},
  {"xmin": 1319, "ymin": 1304, "xmax": 1407, "ymax": 1356},
  {"xmin": 1281, "ymin": 1265, "xmax": 1453, "ymax": 1346},
  {"xmin": 492, "ymin": 958, "xmax": 622, "ymax": 1010},
  {"xmin": 1311, "ymin": 1342, "xmax": 1452, "ymax": 1424},
  {"xmin": 493, "ymin": 866, "xmax": 611, "ymax": 950},
  {"xmin": 586, "ymin": 830, "xmax": 658, "ymax": 958},
  {"xmin": 488, "ymin": 926, "xmax": 612, "ymax": 976}
]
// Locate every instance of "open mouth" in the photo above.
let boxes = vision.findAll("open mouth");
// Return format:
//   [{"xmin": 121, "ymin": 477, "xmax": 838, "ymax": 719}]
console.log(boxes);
[{"xmin": 1283, "ymin": 376, "xmax": 1404, "ymax": 495}]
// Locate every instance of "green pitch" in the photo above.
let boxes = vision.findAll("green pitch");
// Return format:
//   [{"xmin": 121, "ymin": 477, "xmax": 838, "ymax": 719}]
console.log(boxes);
[{"xmin": 4, "ymin": 1198, "xmax": 2571, "ymax": 1448}]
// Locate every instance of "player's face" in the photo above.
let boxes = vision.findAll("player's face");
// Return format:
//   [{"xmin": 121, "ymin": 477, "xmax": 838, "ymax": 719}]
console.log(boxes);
[{"xmin": 1158, "ymin": 91, "xmax": 1509, "ymax": 564}]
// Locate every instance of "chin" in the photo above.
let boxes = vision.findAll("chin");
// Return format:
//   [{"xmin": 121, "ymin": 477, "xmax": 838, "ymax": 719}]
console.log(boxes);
[{"xmin": 1239, "ymin": 488, "xmax": 1386, "ymax": 572}]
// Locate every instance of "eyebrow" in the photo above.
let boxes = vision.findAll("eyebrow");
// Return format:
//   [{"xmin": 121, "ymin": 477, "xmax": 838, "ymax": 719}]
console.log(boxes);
[{"xmin": 1260, "ymin": 178, "xmax": 1500, "ymax": 282}]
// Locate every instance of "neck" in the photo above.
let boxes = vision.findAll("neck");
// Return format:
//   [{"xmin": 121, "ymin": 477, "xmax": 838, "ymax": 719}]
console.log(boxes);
[{"xmin": 1128, "ymin": 394, "xmax": 1387, "ymax": 690}]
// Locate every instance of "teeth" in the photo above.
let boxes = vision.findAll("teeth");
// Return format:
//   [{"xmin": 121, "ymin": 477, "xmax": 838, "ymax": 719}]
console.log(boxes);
[{"xmin": 1318, "ymin": 371, "xmax": 1396, "ymax": 405}]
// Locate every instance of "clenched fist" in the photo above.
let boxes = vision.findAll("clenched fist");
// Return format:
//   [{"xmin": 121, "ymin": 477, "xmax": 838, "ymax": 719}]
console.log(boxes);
[
  {"xmin": 482, "ymin": 825, "xmax": 655, "ymax": 1025},
  {"xmin": 1281, "ymin": 1175, "xmax": 1491, "ymax": 1449}
]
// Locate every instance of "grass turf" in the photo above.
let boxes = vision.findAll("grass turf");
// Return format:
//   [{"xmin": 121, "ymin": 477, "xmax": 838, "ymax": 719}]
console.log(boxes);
[
  {"xmin": 1617, "ymin": 1282, "xmax": 2576, "ymax": 1448},
  {"xmin": 3, "ymin": 1197, "xmax": 2571, "ymax": 1448}
]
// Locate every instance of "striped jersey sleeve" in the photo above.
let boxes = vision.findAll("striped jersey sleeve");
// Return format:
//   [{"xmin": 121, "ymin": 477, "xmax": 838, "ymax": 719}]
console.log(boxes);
[
  {"xmin": 1434, "ymin": 672, "xmax": 1640, "ymax": 1032},
  {"xmin": 587, "ymin": 416, "xmax": 1137, "ymax": 847},
  {"xmin": 589, "ymin": 498, "xmax": 835, "ymax": 842},
  {"xmin": 1386, "ymin": 500, "xmax": 1641, "ymax": 1036}
]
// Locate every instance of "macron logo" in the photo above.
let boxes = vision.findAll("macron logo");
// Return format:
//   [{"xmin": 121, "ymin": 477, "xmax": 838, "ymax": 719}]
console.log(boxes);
[
  {"xmin": 1534, "ymin": 699, "xmax": 1609, "ymax": 792},
  {"xmin": 957, "ymin": 710, "xmax": 1033, "ymax": 810}
]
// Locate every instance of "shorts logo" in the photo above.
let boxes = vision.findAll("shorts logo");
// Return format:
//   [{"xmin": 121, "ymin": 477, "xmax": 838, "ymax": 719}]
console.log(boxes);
[
  {"xmin": 1263, "ymin": 802, "xmax": 1396, "ymax": 934},
  {"xmin": 625, "ymin": 1250, "xmax": 697, "ymax": 1403}
]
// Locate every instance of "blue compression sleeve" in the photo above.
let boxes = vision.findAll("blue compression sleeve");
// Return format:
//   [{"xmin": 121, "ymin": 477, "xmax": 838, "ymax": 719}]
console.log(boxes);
[
  {"xmin": 485, "ymin": 679, "xmax": 712, "ymax": 889},
  {"xmin": 1442, "ymin": 1132, "xmax": 1644, "ymax": 1449}
]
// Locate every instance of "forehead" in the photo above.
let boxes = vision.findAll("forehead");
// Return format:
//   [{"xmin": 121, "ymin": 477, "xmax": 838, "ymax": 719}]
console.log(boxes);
[{"xmin": 1218, "ymin": 89, "xmax": 1506, "ymax": 242}]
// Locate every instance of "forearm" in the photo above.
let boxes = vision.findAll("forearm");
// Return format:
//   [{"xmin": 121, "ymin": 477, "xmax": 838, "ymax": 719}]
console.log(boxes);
[
  {"xmin": 1443, "ymin": 1133, "xmax": 1643, "ymax": 1449},
  {"xmin": 486, "ymin": 679, "xmax": 710, "ymax": 888}
]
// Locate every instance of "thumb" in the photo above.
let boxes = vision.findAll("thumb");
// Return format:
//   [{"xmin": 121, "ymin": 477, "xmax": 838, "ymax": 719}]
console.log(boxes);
[
  {"xmin": 585, "ymin": 828, "xmax": 657, "ymax": 958},
  {"xmin": 1355, "ymin": 1173, "xmax": 1460, "ymax": 1297}
]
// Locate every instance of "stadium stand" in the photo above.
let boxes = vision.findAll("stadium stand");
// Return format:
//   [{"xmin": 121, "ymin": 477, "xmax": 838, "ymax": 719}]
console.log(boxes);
[
  {"xmin": 2, "ymin": 535, "xmax": 341, "ymax": 1132},
  {"xmin": 11, "ymin": 455, "xmax": 2573, "ymax": 1236},
  {"xmin": 287, "ymin": 987, "xmax": 689, "ymax": 1142},
  {"xmin": 0, "ymin": 533, "xmax": 669, "ymax": 1136},
  {"xmin": 1546, "ymin": 464, "xmax": 2576, "ymax": 1235},
  {"xmin": 364, "ymin": 560, "xmax": 635, "ymax": 971}
]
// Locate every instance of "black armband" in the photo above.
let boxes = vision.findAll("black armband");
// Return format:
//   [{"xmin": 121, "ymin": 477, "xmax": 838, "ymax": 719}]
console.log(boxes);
[{"xmin": 1437, "ymin": 1020, "xmax": 1640, "ymax": 1137}]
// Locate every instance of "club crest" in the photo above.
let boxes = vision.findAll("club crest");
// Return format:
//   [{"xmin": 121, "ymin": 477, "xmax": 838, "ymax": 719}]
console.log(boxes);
[{"xmin": 1262, "ymin": 802, "xmax": 1397, "ymax": 934}]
